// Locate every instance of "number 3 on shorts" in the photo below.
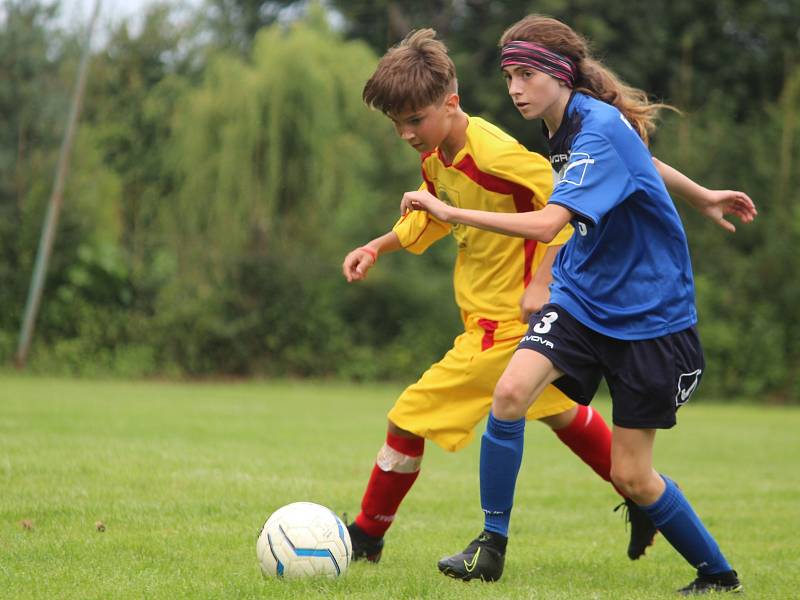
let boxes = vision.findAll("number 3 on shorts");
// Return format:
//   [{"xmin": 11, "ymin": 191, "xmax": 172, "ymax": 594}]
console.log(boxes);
[{"xmin": 533, "ymin": 311, "xmax": 559, "ymax": 334}]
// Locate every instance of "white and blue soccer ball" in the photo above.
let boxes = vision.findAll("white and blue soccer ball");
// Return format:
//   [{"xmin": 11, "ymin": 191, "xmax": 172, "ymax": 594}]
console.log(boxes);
[{"xmin": 256, "ymin": 502, "xmax": 352, "ymax": 578}]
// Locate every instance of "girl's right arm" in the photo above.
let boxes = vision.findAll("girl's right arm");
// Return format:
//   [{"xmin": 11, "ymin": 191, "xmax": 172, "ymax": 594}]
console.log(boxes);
[
  {"xmin": 400, "ymin": 189, "xmax": 573, "ymax": 243},
  {"xmin": 342, "ymin": 231, "xmax": 402, "ymax": 282}
]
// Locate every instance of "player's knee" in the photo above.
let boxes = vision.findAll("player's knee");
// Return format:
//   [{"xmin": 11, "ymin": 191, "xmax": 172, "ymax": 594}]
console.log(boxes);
[
  {"xmin": 610, "ymin": 465, "xmax": 656, "ymax": 502},
  {"xmin": 493, "ymin": 377, "xmax": 531, "ymax": 419},
  {"xmin": 610, "ymin": 465, "xmax": 643, "ymax": 499}
]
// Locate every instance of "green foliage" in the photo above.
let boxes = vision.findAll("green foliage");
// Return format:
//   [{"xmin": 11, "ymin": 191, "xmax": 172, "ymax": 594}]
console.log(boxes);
[
  {"xmin": 328, "ymin": 0, "xmax": 800, "ymax": 147},
  {"xmin": 204, "ymin": 0, "xmax": 299, "ymax": 52},
  {"xmin": 0, "ymin": 1, "xmax": 797, "ymax": 400},
  {"xmin": 0, "ymin": 1, "xmax": 67, "ymax": 335},
  {"xmin": 159, "ymin": 14, "xmax": 450, "ymax": 377},
  {"xmin": 652, "ymin": 69, "xmax": 800, "ymax": 400}
]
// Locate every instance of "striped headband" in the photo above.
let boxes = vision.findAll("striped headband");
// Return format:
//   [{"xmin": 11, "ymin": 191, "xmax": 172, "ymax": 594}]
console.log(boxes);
[{"xmin": 500, "ymin": 41, "xmax": 577, "ymax": 88}]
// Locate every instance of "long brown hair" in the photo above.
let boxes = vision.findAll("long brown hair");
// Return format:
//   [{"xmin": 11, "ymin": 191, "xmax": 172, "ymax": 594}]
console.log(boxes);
[{"xmin": 500, "ymin": 15, "xmax": 675, "ymax": 144}]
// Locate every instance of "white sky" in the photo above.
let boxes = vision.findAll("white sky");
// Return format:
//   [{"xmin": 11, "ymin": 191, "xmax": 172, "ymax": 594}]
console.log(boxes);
[{"xmin": 57, "ymin": 0, "xmax": 200, "ymax": 33}]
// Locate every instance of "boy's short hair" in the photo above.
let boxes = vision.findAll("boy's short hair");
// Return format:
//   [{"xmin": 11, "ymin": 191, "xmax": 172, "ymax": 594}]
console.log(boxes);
[{"xmin": 363, "ymin": 29, "xmax": 457, "ymax": 114}]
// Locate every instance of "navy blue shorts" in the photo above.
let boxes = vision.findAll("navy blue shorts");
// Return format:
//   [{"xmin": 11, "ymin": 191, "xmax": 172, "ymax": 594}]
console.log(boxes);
[{"xmin": 517, "ymin": 303, "xmax": 705, "ymax": 429}]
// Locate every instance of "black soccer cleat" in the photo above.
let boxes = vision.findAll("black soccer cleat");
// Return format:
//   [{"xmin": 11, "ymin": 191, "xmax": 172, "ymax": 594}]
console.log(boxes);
[
  {"xmin": 614, "ymin": 498, "xmax": 658, "ymax": 560},
  {"xmin": 347, "ymin": 521, "xmax": 385, "ymax": 563},
  {"xmin": 677, "ymin": 570, "xmax": 743, "ymax": 595},
  {"xmin": 437, "ymin": 530, "xmax": 507, "ymax": 582}
]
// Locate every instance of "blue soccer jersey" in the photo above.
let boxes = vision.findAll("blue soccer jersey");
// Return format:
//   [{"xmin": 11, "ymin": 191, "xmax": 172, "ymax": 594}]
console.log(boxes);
[{"xmin": 546, "ymin": 92, "xmax": 697, "ymax": 340}]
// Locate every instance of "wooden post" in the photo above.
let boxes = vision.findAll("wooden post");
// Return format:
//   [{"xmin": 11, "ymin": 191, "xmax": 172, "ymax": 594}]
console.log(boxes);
[{"xmin": 15, "ymin": 0, "xmax": 102, "ymax": 368}]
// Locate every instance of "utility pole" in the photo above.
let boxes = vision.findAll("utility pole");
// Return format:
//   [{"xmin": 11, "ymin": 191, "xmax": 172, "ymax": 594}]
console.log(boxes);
[{"xmin": 15, "ymin": 0, "xmax": 102, "ymax": 368}]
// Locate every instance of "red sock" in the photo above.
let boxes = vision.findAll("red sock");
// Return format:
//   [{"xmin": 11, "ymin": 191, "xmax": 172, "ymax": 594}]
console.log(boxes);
[
  {"xmin": 354, "ymin": 432, "xmax": 424, "ymax": 538},
  {"xmin": 554, "ymin": 404, "xmax": 623, "ymax": 496}
]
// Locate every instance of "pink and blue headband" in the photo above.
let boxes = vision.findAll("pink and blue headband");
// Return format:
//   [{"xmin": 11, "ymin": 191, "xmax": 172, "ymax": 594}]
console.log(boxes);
[{"xmin": 500, "ymin": 40, "xmax": 577, "ymax": 88}]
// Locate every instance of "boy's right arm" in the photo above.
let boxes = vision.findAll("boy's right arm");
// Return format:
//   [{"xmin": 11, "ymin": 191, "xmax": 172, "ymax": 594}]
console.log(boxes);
[{"xmin": 342, "ymin": 231, "xmax": 402, "ymax": 282}]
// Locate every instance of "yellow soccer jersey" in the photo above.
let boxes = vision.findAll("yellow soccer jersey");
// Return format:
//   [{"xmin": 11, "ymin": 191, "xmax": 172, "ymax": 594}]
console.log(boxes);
[{"xmin": 393, "ymin": 116, "xmax": 573, "ymax": 323}]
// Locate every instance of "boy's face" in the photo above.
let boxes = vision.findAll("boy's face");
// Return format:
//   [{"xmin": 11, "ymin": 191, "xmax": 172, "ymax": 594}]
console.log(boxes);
[
  {"xmin": 503, "ymin": 65, "xmax": 566, "ymax": 120},
  {"xmin": 387, "ymin": 93, "xmax": 459, "ymax": 153}
]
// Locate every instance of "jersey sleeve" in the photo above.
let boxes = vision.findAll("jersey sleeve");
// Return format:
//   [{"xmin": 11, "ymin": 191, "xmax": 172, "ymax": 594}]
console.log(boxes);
[
  {"xmin": 392, "ymin": 181, "xmax": 451, "ymax": 254},
  {"xmin": 547, "ymin": 221, "xmax": 574, "ymax": 246},
  {"xmin": 484, "ymin": 146, "xmax": 572, "ymax": 245},
  {"xmin": 485, "ymin": 145, "xmax": 554, "ymax": 211},
  {"xmin": 547, "ymin": 132, "xmax": 636, "ymax": 225}
]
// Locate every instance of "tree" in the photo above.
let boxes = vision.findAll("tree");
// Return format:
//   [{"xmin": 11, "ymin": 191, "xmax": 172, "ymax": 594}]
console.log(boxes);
[
  {"xmin": 203, "ymin": 0, "xmax": 301, "ymax": 51},
  {"xmin": 160, "ymin": 9, "xmax": 455, "ymax": 375},
  {"xmin": 0, "ymin": 1, "xmax": 71, "ymax": 358}
]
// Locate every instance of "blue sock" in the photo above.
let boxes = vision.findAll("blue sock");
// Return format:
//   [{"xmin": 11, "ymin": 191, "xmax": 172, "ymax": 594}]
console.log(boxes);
[
  {"xmin": 480, "ymin": 413, "xmax": 525, "ymax": 537},
  {"xmin": 640, "ymin": 475, "xmax": 732, "ymax": 575}
]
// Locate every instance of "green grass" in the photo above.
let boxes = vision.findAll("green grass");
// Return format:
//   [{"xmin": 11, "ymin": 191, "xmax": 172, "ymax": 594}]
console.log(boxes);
[{"xmin": 1, "ymin": 375, "xmax": 798, "ymax": 599}]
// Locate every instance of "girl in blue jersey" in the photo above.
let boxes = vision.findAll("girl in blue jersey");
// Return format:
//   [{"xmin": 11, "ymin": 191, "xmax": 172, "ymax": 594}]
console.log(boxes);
[{"xmin": 401, "ymin": 14, "xmax": 755, "ymax": 596}]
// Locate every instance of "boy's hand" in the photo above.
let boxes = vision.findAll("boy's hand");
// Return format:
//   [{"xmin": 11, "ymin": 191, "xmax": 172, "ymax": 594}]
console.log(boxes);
[
  {"xmin": 342, "ymin": 247, "xmax": 376, "ymax": 282},
  {"xmin": 520, "ymin": 282, "xmax": 549, "ymax": 324},
  {"xmin": 400, "ymin": 190, "xmax": 453, "ymax": 222},
  {"xmin": 690, "ymin": 189, "xmax": 757, "ymax": 233}
]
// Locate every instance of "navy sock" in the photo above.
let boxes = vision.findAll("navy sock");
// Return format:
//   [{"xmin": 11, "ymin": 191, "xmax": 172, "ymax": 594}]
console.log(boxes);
[
  {"xmin": 640, "ymin": 475, "xmax": 732, "ymax": 575},
  {"xmin": 480, "ymin": 413, "xmax": 525, "ymax": 537}
]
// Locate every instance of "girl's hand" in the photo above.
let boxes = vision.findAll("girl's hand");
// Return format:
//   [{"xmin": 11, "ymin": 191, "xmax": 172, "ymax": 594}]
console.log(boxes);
[
  {"xmin": 693, "ymin": 189, "xmax": 757, "ymax": 233},
  {"xmin": 520, "ymin": 282, "xmax": 550, "ymax": 324},
  {"xmin": 400, "ymin": 190, "xmax": 454, "ymax": 222}
]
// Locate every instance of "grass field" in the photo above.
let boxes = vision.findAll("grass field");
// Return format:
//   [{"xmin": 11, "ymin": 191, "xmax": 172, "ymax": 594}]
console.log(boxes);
[{"xmin": 1, "ymin": 375, "xmax": 798, "ymax": 599}]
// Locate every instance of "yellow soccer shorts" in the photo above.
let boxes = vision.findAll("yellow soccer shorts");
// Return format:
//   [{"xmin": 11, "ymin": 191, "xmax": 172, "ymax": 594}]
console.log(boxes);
[{"xmin": 387, "ymin": 318, "xmax": 576, "ymax": 452}]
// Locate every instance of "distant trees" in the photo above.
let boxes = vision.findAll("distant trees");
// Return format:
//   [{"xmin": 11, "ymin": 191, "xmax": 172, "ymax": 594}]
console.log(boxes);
[
  {"xmin": 0, "ymin": 0, "xmax": 797, "ymax": 399},
  {"xmin": 0, "ymin": 1, "xmax": 69, "ymax": 358}
]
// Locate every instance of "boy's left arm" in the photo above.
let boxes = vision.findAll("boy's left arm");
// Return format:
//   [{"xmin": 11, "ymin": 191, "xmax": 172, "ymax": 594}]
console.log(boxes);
[{"xmin": 653, "ymin": 157, "xmax": 757, "ymax": 232}]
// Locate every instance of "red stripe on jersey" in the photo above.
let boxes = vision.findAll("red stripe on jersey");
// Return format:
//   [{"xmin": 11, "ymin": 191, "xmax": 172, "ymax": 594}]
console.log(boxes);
[
  {"xmin": 453, "ymin": 154, "xmax": 538, "ymax": 286},
  {"xmin": 436, "ymin": 148, "xmax": 454, "ymax": 168},
  {"xmin": 478, "ymin": 318, "xmax": 499, "ymax": 351},
  {"xmin": 522, "ymin": 239, "xmax": 536, "ymax": 287},
  {"xmin": 421, "ymin": 160, "xmax": 437, "ymax": 196}
]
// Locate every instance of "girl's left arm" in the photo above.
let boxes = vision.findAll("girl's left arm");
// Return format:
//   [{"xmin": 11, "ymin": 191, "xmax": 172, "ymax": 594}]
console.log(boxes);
[{"xmin": 653, "ymin": 157, "xmax": 757, "ymax": 232}]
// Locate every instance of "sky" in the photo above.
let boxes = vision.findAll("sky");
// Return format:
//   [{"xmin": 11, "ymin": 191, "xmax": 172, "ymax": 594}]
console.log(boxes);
[
  {"xmin": 58, "ymin": 0, "xmax": 200, "ymax": 32},
  {"xmin": 47, "ymin": 0, "xmax": 202, "ymax": 50}
]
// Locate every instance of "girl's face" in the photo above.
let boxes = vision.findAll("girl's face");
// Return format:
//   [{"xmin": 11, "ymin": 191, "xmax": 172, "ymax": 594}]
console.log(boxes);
[{"xmin": 503, "ymin": 65, "xmax": 568, "ymax": 121}]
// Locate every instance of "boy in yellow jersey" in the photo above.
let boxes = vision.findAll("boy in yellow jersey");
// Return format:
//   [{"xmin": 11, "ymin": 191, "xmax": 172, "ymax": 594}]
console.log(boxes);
[{"xmin": 342, "ymin": 29, "xmax": 743, "ymax": 564}]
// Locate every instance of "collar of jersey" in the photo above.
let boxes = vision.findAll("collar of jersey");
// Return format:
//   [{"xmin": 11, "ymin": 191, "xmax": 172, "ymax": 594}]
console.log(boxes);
[{"xmin": 543, "ymin": 91, "xmax": 578, "ymax": 143}]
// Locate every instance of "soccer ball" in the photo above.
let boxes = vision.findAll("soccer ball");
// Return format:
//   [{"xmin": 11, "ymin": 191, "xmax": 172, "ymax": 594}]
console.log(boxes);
[{"xmin": 256, "ymin": 502, "xmax": 352, "ymax": 578}]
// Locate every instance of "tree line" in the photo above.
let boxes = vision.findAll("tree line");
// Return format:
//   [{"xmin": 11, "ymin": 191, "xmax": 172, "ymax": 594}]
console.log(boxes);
[{"xmin": 1, "ymin": 0, "xmax": 798, "ymax": 401}]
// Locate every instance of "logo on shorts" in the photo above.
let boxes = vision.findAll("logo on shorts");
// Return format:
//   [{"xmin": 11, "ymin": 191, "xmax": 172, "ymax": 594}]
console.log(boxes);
[
  {"xmin": 521, "ymin": 334, "xmax": 554, "ymax": 349},
  {"xmin": 675, "ymin": 369, "xmax": 702, "ymax": 407}
]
